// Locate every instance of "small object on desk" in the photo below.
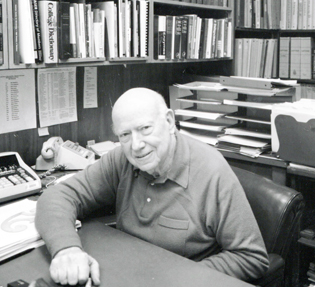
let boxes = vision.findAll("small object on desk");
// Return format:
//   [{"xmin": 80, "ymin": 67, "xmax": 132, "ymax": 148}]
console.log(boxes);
[
  {"xmin": 34, "ymin": 278, "xmax": 51, "ymax": 287},
  {"xmin": 7, "ymin": 280, "xmax": 29, "ymax": 287}
]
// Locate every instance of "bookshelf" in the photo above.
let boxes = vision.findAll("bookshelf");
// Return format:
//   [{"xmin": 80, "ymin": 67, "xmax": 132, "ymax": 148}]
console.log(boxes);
[
  {"xmin": 2, "ymin": 0, "xmax": 234, "ymax": 69},
  {"xmin": 234, "ymin": 0, "xmax": 315, "ymax": 85}
]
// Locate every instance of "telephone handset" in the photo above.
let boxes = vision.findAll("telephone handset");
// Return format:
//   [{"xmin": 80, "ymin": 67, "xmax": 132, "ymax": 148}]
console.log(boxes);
[
  {"xmin": 41, "ymin": 137, "xmax": 64, "ymax": 160},
  {"xmin": 35, "ymin": 137, "xmax": 95, "ymax": 171}
]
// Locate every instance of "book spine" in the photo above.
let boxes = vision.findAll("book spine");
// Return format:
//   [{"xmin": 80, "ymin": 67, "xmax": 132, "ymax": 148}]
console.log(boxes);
[
  {"xmin": 69, "ymin": 5, "xmax": 77, "ymax": 58},
  {"xmin": 32, "ymin": 0, "xmax": 43, "ymax": 63},
  {"xmin": 0, "ymin": 0, "xmax": 3, "ymax": 65},
  {"xmin": 165, "ymin": 15, "xmax": 173, "ymax": 60},
  {"xmin": 279, "ymin": 37, "xmax": 290, "ymax": 78},
  {"xmin": 211, "ymin": 19, "xmax": 217, "ymax": 58},
  {"xmin": 300, "ymin": 37, "xmax": 312, "ymax": 79},
  {"xmin": 180, "ymin": 16, "xmax": 188, "ymax": 59},
  {"xmin": 39, "ymin": 0, "xmax": 58, "ymax": 63},
  {"xmin": 174, "ymin": 16, "xmax": 182, "ymax": 60},
  {"xmin": 12, "ymin": 0, "xmax": 20, "ymax": 64},
  {"xmin": 58, "ymin": 0, "xmax": 71, "ymax": 60}
]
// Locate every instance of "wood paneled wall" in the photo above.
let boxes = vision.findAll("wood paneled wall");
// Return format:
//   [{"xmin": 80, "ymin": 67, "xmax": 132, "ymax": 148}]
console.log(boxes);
[{"xmin": 0, "ymin": 61, "xmax": 232, "ymax": 166}]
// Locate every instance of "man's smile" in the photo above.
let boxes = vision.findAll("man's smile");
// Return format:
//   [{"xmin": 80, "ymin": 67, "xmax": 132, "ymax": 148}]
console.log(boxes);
[{"xmin": 135, "ymin": 151, "xmax": 153, "ymax": 159}]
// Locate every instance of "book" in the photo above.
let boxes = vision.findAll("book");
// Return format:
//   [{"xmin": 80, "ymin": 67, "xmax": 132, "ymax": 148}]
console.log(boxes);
[
  {"xmin": 255, "ymin": 39, "xmax": 264, "ymax": 77},
  {"xmin": 307, "ymin": 0, "xmax": 313, "ymax": 29},
  {"xmin": 12, "ymin": 0, "xmax": 20, "ymax": 64},
  {"xmin": 264, "ymin": 39, "xmax": 276, "ymax": 78},
  {"xmin": 58, "ymin": 0, "xmax": 71, "ymax": 60},
  {"xmin": 300, "ymin": 37, "xmax": 314, "ymax": 79},
  {"xmin": 279, "ymin": 37, "xmax": 290, "ymax": 79},
  {"xmin": 180, "ymin": 15, "xmax": 188, "ymax": 59},
  {"xmin": 18, "ymin": 0, "xmax": 35, "ymax": 64},
  {"xmin": 117, "ymin": 0, "xmax": 124, "ymax": 57},
  {"xmin": 291, "ymin": 0, "xmax": 298, "ymax": 29},
  {"xmin": 39, "ymin": 0, "xmax": 58, "ymax": 63},
  {"xmin": 185, "ymin": 14, "xmax": 196, "ymax": 59},
  {"xmin": 154, "ymin": 15, "xmax": 166, "ymax": 60},
  {"xmin": 131, "ymin": 0, "xmax": 138, "ymax": 57},
  {"xmin": 85, "ymin": 3, "xmax": 92, "ymax": 58},
  {"xmin": 290, "ymin": 37, "xmax": 301, "ymax": 79},
  {"xmin": 174, "ymin": 16, "xmax": 182, "ymax": 60},
  {"xmin": 234, "ymin": 38, "xmax": 243, "ymax": 76},
  {"xmin": 138, "ymin": 0, "xmax": 149, "ymax": 57},
  {"xmin": 69, "ymin": 4, "xmax": 77, "ymax": 57},
  {"xmin": 280, "ymin": 0, "xmax": 287, "ymax": 29},
  {"xmin": 205, "ymin": 18, "xmax": 214, "ymax": 59},
  {"xmin": 31, "ymin": 0, "xmax": 43, "ymax": 63},
  {"xmin": 0, "ymin": 0, "xmax": 2, "ymax": 64},
  {"xmin": 165, "ymin": 15, "xmax": 174, "ymax": 60},
  {"xmin": 124, "ymin": 0, "xmax": 131, "ymax": 57}
]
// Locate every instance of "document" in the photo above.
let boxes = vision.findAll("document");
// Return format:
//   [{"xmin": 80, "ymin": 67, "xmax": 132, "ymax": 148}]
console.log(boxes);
[
  {"xmin": 84, "ymin": 67, "xmax": 98, "ymax": 109},
  {"xmin": 38, "ymin": 68, "xmax": 77, "ymax": 127},
  {"xmin": 175, "ymin": 109, "xmax": 224, "ymax": 120},
  {"xmin": 0, "ymin": 70, "xmax": 36, "ymax": 134},
  {"xmin": 0, "ymin": 199, "xmax": 43, "ymax": 262}
]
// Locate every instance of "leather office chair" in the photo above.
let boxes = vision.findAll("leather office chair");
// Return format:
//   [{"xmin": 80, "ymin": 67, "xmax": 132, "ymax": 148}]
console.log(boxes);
[{"xmin": 231, "ymin": 166, "xmax": 305, "ymax": 287}]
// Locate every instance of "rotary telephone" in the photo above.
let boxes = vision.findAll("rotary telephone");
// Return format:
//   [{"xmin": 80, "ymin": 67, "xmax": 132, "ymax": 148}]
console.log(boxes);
[{"xmin": 35, "ymin": 137, "xmax": 95, "ymax": 171}]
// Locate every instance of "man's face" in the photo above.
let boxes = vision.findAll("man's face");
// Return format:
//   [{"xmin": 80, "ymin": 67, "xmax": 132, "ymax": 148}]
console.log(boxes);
[{"xmin": 113, "ymin": 106, "xmax": 174, "ymax": 175}]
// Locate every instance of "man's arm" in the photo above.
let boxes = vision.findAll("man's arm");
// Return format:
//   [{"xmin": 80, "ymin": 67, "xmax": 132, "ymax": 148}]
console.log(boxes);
[
  {"xmin": 35, "ymin": 150, "xmax": 121, "ymax": 285},
  {"xmin": 200, "ymin": 167, "xmax": 269, "ymax": 281}
]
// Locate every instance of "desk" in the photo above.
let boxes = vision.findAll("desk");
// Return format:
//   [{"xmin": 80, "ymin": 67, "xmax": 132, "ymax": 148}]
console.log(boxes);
[{"xmin": 0, "ymin": 219, "xmax": 254, "ymax": 287}]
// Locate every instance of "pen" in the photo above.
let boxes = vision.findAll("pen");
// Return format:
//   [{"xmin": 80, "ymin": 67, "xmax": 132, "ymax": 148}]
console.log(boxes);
[{"xmin": 85, "ymin": 277, "xmax": 92, "ymax": 287}]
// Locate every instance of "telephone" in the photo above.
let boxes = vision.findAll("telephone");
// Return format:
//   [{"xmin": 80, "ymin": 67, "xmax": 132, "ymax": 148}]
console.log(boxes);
[{"xmin": 35, "ymin": 137, "xmax": 96, "ymax": 171}]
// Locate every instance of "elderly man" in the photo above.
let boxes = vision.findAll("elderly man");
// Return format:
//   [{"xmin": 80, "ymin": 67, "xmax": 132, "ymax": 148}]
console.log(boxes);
[{"xmin": 35, "ymin": 87, "xmax": 269, "ymax": 286}]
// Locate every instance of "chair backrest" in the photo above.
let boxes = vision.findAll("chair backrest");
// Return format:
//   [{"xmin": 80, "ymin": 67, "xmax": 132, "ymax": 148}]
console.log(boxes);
[{"xmin": 231, "ymin": 166, "xmax": 305, "ymax": 259}]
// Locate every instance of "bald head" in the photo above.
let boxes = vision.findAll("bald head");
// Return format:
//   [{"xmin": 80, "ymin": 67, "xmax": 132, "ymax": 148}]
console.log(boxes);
[{"xmin": 112, "ymin": 88, "xmax": 168, "ymax": 134}]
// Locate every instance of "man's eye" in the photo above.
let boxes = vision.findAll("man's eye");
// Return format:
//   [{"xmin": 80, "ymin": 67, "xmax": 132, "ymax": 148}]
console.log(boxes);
[
  {"xmin": 142, "ymin": 126, "xmax": 152, "ymax": 134},
  {"xmin": 119, "ymin": 133, "xmax": 131, "ymax": 142}
]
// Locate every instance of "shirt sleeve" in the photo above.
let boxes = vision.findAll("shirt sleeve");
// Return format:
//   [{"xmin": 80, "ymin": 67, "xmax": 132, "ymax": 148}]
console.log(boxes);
[
  {"xmin": 35, "ymin": 148, "xmax": 122, "ymax": 258},
  {"xmin": 199, "ymin": 165, "xmax": 269, "ymax": 281}
]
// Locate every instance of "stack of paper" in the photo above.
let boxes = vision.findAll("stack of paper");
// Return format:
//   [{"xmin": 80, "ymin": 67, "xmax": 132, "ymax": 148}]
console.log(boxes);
[
  {"xmin": 0, "ymin": 199, "xmax": 44, "ymax": 262},
  {"xmin": 0, "ymin": 199, "xmax": 81, "ymax": 262},
  {"xmin": 179, "ymin": 128, "xmax": 219, "ymax": 146},
  {"xmin": 217, "ymin": 134, "xmax": 271, "ymax": 158}
]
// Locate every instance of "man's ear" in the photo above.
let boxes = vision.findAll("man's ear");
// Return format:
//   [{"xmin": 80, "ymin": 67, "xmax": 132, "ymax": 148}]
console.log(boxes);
[{"xmin": 165, "ymin": 109, "xmax": 176, "ymax": 134}]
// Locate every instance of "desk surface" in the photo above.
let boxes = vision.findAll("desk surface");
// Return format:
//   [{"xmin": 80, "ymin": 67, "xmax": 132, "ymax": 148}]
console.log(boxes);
[{"xmin": 0, "ymin": 219, "xmax": 254, "ymax": 287}]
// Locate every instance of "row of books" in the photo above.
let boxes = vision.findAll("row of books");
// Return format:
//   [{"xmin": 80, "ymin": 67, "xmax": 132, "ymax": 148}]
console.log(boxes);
[
  {"xmin": 154, "ymin": 15, "xmax": 232, "ymax": 61},
  {"xmin": 235, "ymin": 0, "xmax": 280, "ymax": 29},
  {"xmin": 279, "ymin": 37, "xmax": 315, "ymax": 80},
  {"xmin": 12, "ymin": 0, "xmax": 149, "ymax": 65},
  {"xmin": 280, "ymin": 0, "xmax": 315, "ymax": 30},
  {"xmin": 234, "ymin": 38, "xmax": 278, "ymax": 79}
]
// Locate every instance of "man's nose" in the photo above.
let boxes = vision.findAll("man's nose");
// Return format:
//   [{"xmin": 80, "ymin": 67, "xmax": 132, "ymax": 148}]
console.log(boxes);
[{"xmin": 131, "ymin": 132, "xmax": 145, "ymax": 150}]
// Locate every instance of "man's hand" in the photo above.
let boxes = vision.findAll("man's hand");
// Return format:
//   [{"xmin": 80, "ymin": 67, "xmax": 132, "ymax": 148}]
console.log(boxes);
[{"xmin": 49, "ymin": 247, "xmax": 100, "ymax": 286}]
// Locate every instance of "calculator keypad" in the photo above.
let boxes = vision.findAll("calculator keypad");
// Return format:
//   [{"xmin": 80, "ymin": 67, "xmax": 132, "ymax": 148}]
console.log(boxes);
[{"xmin": 0, "ymin": 165, "xmax": 35, "ymax": 189}]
